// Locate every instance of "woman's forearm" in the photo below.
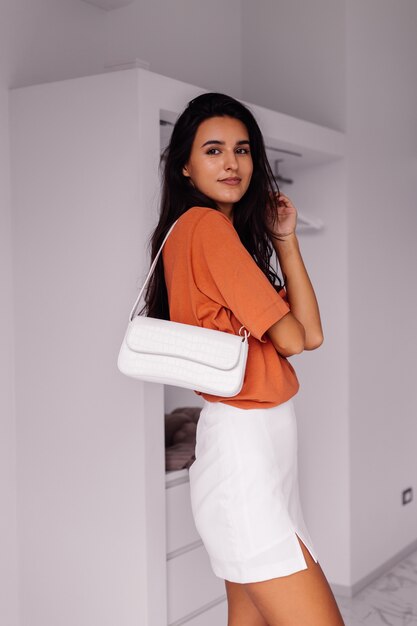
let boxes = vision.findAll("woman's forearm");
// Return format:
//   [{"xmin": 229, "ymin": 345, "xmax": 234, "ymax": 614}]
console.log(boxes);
[{"xmin": 273, "ymin": 232, "xmax": 324, "ymax": 350}]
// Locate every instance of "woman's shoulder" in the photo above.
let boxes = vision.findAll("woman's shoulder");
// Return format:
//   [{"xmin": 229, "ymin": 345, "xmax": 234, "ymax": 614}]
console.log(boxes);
[
  {"xmin": 176, "ymin": 207, "xmax": 236, "ymax": 246},
  {"xmin": 177, "ymin": 206, "xmax": 233, "ymax": 229},
  {"xmin": 166, "ymin": 207, "xmax": 236, "ymax": 259}
]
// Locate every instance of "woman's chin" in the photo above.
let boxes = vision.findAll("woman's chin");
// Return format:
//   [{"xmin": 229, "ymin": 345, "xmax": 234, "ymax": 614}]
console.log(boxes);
[{"xmin": 216, "ymin": 190, "xmax": 245, "ymax": 203}]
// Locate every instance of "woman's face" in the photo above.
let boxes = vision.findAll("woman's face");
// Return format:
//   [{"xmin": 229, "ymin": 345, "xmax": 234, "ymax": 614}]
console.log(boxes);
[{"xmin": 182, "ymin": 116, "xmax": 253, "ymax": 219}]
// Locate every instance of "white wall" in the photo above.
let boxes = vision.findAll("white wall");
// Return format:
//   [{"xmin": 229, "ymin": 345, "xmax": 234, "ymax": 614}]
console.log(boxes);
[
  {"xmin": 8, "ymin": 0, "xmax": 106, "ymax": 89},
  {"xmin": 104, "ymin": 0, "xmax": 243, "ymax": 99},
  {"xmin": 346, "ymin": 0, "xmax": 417, "ymax": 583},
  {"xmin": 8, "ymin": 0, "xmax": 243, "ymax": 99},
  {"xmin": 2, "ymin": 2, "xmax": 106, "ymax": 623},
  {"xmin": 0, "ymin": 7, "xmax": 19, "ymax": 626},
  {"xmin": 10, "ymin": 70, "xmax": 157, "ymax": 626},
  {"xmin": 0, "ymin": 59, "xmax": 19, "ymax": 626},
  {"xmin": 241, "ymin": 0, "xmax": 346, "ymax": 131}
]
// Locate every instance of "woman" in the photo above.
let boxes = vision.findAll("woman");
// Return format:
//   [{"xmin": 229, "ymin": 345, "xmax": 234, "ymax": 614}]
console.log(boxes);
[{"xmin": 141, "ymin": 93, "xmax": 345, "ymax": 626}]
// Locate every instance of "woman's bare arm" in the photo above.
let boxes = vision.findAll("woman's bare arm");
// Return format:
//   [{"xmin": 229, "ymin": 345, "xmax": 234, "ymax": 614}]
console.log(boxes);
[
  {"xmin": 267, "ymin": 232, "xmax": 324, "ymax": 354},
  {"xmin": 267, "ymin": 311, "xmax": 306, "ymax": 356}
]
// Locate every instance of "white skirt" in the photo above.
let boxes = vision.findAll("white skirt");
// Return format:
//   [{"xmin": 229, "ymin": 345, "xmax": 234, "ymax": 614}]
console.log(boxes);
[{"xmin": 188, "ymin": 397, "xmax": 319, "ymax": 583}]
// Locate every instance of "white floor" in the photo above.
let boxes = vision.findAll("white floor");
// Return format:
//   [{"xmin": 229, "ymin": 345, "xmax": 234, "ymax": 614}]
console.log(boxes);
[{"xmin": 334, "ymin": 547, "xmax": 417, "ymax": 625}]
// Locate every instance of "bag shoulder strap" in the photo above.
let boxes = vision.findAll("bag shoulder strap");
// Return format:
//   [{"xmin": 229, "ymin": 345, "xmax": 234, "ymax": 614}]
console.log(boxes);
[
  {"xmin": 128, "ymin": 219, "xmax": 179, "ymax": 321},
  {"xmin": 127, "ymin": 215, "xmax": 250, "ymax": 340}
]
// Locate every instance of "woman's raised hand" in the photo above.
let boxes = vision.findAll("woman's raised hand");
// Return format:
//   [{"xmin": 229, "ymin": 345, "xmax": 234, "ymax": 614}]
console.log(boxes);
[{"xmin": 267, "ymin": 192, "xmax": 298, "ymax": 239}]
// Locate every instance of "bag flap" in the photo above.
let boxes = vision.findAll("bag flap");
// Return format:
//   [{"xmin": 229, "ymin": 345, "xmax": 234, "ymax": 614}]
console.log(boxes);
[{"xmin": 125, "ymin": 316, "xmax": 244, "ymax": 370}]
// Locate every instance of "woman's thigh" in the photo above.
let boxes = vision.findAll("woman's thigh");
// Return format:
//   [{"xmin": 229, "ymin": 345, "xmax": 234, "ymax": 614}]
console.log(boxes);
[
  {"xmin": 238, "ymin": 536, "xmax": 345, "ymax": 626},
  {"xmin": 225, "ymin": 579, "xmax": 269, "ymax": 626}
]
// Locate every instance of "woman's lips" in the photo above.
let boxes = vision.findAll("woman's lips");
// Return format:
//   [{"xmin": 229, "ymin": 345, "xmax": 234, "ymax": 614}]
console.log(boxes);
[{"xmin": 219, "ymin": 179, "xmax": 241, "ymax": 185}]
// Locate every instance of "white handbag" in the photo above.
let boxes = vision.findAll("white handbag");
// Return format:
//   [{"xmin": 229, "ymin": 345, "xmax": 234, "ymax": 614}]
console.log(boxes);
[{"xmin": 117, "ymin": 218, "xmax": 251, "ymax": 397}]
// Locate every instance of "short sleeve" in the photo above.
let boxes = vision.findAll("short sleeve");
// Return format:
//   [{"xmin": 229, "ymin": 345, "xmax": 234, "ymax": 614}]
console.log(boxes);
[{"xmin": 191, "ymin": 210, "xmax": 291, "ymax": 343}]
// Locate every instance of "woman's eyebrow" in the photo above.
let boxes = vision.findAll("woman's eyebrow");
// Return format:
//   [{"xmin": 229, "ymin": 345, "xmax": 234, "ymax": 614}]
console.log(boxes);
[{"xmin": 200, "ymin": 139, "xmax": 250, "ymax": 148}]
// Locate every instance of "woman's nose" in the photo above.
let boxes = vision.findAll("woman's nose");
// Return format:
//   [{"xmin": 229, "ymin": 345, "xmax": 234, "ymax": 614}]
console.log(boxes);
[{"xmin": 224, "ymin": 150, "xmax": 238, "ymax": 170}]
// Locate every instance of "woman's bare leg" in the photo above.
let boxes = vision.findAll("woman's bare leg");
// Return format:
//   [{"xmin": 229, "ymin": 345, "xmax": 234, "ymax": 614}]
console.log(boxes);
[
  {"xmin": 225, "ymin": 578, "xmax": 269, "ymax": 626},
  {"xmin": 239, "ymin": 534, "xmax": 345, "ymax": 626}
]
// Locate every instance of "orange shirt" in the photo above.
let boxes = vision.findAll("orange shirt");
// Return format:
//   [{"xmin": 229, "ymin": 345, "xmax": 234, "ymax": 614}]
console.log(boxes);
[{"xmin": 162, "ymin": 206, "xmax": 300, "ymax": 409}]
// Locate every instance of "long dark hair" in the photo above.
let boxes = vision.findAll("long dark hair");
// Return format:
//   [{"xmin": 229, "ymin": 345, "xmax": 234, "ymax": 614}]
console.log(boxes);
[{"xmin": 139, "ymin": 92, "xmax": 285, "ymax": 319}]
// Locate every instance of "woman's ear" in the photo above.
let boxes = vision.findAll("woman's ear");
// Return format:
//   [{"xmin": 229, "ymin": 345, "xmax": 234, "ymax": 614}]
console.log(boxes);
[{"xmin": 182, "ymin": 165, "xmax": 190, "ymax": 177}]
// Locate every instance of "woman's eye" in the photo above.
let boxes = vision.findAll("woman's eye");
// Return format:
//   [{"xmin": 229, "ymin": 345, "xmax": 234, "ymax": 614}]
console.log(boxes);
[{"xmin": 206, "ymin": 147, "xmax": 250, "ymax": 155}]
